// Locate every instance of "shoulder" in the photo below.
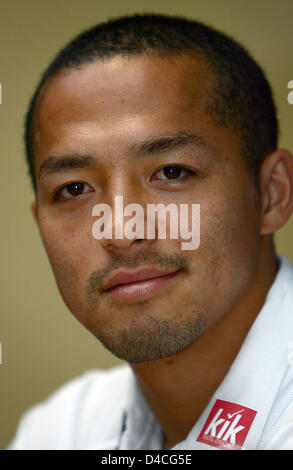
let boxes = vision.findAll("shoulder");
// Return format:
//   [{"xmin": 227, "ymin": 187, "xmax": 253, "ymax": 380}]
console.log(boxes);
[
  {"xmin": 262, "ymin": 400, "xmax": 293, "ymax": 449},
  {"xmin": 258, "ymin": 253, "xmax": 293, "ymax": 449},
  {"xmin": 7, "ymin": 364, "xmax": 132, "ymax": 450}
]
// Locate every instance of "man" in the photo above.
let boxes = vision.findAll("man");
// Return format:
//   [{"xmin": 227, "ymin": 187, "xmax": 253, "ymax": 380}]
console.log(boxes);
[{"xmin": 7, "ymin": 13, "xmax": 293, "ymax": 450}]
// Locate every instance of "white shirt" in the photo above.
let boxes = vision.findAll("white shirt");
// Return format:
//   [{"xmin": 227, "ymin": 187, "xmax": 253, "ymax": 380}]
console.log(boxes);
[{"xmin": 7, "ymin": 254, "xmax": 293, "ymax": 450}]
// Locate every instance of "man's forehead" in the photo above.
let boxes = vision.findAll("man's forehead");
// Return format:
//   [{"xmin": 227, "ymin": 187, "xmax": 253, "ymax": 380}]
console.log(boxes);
[
  {"xmin": 32, "ymin": 53, "xmax": 246, "ymax": 182},
  {"xmin": 34, "ymin": 54, "xmax": 212, "ymax": 126}
]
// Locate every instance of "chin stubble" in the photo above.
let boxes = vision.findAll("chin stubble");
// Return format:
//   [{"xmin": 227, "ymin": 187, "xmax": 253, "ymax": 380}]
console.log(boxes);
[
  {"xmin": 92, "ymin": 311, "xmax": 208, "ymax": 363},
  {"xmin": 85, "ymin": 249, "xmax": 207, "ymax": 362}
]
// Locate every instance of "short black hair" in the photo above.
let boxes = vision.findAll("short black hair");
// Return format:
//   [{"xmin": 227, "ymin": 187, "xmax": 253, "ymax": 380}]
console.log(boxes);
[{"xmin": 25, "ymin": 12, "xmax": 278, "ymax": 192}]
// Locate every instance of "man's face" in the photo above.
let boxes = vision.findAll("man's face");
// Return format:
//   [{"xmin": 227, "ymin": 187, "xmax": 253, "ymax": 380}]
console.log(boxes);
[{"xmin": 32, "ymin": 54, "xmax": 262, "ymax": 362}]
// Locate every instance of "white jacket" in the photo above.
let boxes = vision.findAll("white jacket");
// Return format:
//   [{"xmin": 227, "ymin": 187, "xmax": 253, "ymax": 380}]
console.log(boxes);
[{"xmin": 7, "ymin": 254, "xmax": 293, "ymax": 450}]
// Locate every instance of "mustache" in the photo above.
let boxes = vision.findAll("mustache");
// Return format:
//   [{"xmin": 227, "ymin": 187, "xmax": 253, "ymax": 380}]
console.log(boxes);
[{"xmin": 87, "ymin": 249, "xmax": 191, "ymax": 295}]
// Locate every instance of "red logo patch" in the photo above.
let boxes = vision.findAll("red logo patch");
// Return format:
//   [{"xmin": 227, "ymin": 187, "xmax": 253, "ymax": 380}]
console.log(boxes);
[{"xmin": 197, "ymin": 399, "xmax": 257, "ymax": 450}]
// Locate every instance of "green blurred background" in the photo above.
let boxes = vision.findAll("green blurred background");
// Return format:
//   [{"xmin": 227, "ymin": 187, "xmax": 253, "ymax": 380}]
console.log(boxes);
[{"xmin": 1, "ymin": 0, "xmax": 293, "ymax": 449}]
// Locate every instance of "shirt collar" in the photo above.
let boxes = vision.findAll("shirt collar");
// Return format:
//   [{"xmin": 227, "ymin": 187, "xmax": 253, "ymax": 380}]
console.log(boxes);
[{"xmin": 118, "ymin": 368, "xmax": 163, "ymax": 450}]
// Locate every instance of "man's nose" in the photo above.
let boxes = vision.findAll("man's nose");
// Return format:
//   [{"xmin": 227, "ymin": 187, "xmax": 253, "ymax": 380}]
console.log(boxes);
[
  {"xmin": 94, "ymin": 193, "xmax": 156, "ymax": 254},
  {"xmin": 101, "ymin": 234, "xmax": 147, "ymax": 252}
]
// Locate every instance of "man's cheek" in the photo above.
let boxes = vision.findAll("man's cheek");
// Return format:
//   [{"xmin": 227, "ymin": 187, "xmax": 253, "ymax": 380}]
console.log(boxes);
[
  {"xmin": 197, "ymin": 199, "xmax": 247, "ymax": 274},
  {"xmin": 40, "ymin": 226, "xmax": 88, "ymax": 287},
  {"xmin": 45, "ymin": 244, "xmax": 90, "ymax": 324}
]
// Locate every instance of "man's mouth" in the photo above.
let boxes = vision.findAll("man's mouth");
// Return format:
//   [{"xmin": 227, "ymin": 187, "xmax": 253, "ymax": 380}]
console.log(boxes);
[{"xmin": 102, "ymin": 267, "xmax": 183, "ymax": 301}]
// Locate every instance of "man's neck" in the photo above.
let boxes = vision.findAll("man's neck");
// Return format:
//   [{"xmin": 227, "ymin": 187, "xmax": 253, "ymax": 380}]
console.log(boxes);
[{"xmin": 130, "ymin": 248, "xmax": 278, "ymax": 450}]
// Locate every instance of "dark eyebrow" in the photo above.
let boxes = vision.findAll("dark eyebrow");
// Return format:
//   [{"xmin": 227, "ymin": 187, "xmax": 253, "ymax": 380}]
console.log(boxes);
[
  {"xmin": 128, "ymin": 131, "xmax": 206, "ymax": 159},
  {"xmin": 38, "ymin": 131, "xmax": 206, "ymax": 181},
  {"xmin": 38, "ymin": 154, "xmax": 98, "ymax": 182}
]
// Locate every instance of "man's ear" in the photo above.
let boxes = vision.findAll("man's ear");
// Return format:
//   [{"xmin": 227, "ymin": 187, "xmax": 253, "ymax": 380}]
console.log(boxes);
[
  {"xmin": 260, "ymin": 149, "xmax": 293, "ymax": 235},
  {"xmin": 31, "ymin": 200, "xmax": 38, "ymax": 223}
]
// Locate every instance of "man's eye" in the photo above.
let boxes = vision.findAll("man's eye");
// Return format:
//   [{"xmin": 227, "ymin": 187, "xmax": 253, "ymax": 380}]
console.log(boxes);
[
  {"xmin": 151, "ymin": 165, "xmax": 195, "ymax": 181},
  {"xmin": 53, "ymin": 182, "xmax": 93, "ymax": 202}
]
